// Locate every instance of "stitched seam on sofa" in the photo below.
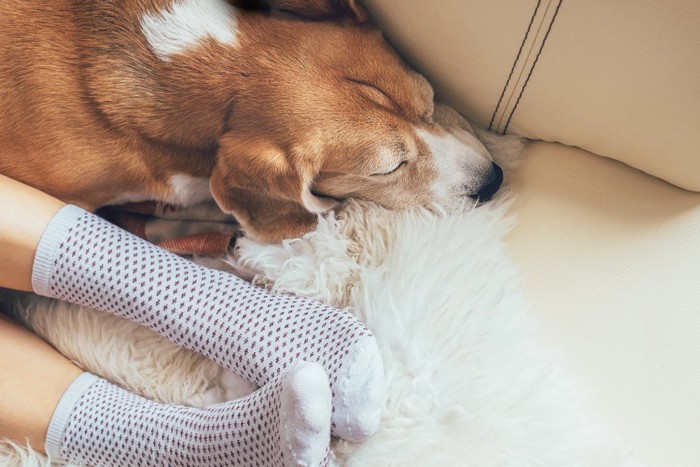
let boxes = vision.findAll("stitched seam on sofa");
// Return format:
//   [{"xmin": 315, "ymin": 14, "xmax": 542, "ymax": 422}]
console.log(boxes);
[
  {"xmin": 503, "ymin": 0, "xmax": 564, "ymax": 134},
  {"xmin": 488, "ymin": 0, "xmax": 543, "ymax": 132},
  {"xmin": 493, "ymin": 0, "xmax": 556, "ymax": 133}
]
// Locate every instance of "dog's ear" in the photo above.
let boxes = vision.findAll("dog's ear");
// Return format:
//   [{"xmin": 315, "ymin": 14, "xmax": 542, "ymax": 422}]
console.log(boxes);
[
  {"xmin": 256, "ymin": 0, "xmax": 369, "ymax": 22},
  {"xmin": 210, "ymin": 131, "xmax": 338, "ymax": 242}
]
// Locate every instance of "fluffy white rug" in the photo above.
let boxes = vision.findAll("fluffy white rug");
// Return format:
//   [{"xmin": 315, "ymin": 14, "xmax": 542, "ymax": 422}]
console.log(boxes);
[{"xmin": 0, "ymin": 130, "xmax": 637, "ymax": 467}]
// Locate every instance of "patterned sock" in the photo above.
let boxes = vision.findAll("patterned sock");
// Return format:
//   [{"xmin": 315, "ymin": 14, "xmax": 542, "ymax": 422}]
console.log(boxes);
[
  {"xmin": 32, "ymin": 205, "xmax": 383, "ymax": 441},
  {"xmin": 46, "ymin": 363, "xmax": 331, "ymax": 467}
]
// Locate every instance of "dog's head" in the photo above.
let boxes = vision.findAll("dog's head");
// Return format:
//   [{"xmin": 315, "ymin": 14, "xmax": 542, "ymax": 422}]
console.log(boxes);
[{"xmin": 211, "ymin": 1, "xmax": 502, "ymax": 242}]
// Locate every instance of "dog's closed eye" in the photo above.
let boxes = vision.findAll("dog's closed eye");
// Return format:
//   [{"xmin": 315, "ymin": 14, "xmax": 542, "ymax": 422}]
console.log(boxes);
[{"xmin": 370, "ymin": 160, "xmax": 407, "ymax": 176}]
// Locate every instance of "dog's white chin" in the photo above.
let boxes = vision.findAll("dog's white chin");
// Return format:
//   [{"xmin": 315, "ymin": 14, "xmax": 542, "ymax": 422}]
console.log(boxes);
[{"xmin": 427, "ymin": 196, "xmax": 479, "ymax": 217}]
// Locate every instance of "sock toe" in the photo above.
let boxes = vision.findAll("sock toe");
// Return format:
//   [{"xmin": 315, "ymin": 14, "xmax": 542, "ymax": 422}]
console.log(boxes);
[
  {"xmin": 280, "ymin": 362, "xmax": 332, "ymax": 466},
  {"xmin": 332, "ymin": 335, "xmax": 385, "ymax": 442}
]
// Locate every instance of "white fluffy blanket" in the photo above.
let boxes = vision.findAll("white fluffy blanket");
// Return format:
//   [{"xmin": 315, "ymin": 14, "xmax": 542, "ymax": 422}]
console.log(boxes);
[{"xmin": 0, "ymin": 131, "xmax": 637, "ymax": 466}]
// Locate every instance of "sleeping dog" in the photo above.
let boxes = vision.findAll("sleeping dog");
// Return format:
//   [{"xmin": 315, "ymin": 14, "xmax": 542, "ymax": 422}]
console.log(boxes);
[{"xmin": 0, "ymin": 0, "xmax": 503, "ymax": 242}]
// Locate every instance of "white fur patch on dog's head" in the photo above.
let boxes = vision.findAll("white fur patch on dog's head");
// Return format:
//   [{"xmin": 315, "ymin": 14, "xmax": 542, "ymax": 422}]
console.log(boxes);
[
  {"xmin": 141, "ymin": 0, "xmax": 239, "ymax": 60},
  {"xmin": 415, "ymin": 127, "xmax": 494, "ymax": 210}
]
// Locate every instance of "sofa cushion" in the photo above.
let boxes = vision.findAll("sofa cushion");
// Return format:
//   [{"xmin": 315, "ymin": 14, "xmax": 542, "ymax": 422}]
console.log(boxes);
[
  {"xmin": 506, "ymin": 141, "xmax": 700, "ymax": 466},
  {"xmin": 362, "ymin": 0, "xmax": 700, "ymax": 191}
]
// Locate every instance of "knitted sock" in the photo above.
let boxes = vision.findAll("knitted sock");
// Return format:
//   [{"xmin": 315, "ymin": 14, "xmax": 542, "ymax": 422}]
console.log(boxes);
[
  {"xmin": 32, "ymin": 205, "xmax": 383, "ymax": 441},
  {"xmin": 46, "ymin": 363, "xmax": 331, "ymax": 467}
]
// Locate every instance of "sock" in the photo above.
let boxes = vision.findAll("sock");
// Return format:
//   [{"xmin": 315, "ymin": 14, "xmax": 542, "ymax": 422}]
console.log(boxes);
[
  {"xmin": 46, "ymin": 363, "xmax": 331, "ymax": 467},
  {"xmin": 32, "ymin": 205, "xmax": 384, "ymax": 441}
]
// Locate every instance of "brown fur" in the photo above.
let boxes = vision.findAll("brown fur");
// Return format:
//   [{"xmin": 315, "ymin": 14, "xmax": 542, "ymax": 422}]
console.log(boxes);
[{"xmin": 0, "ymin": 0, "xmax": 496, "ymax": 242}]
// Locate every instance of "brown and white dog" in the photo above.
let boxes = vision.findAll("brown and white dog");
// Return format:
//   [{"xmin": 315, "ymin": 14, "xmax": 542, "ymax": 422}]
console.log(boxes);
[{"xmin": 0, "ymin": 0, "xmax": 502, "ymax": 242}]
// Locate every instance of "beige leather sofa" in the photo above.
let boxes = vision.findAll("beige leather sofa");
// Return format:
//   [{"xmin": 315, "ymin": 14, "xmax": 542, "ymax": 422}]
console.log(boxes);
[{"xmin": 362, "ymin": 1, "xmax": 700, "ymax": 466}]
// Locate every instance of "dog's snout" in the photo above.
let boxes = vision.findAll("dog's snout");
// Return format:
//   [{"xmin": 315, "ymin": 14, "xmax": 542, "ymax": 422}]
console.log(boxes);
[{"xmin": 469, "ymin": 163, "xmax": 503, "ymax": 202}]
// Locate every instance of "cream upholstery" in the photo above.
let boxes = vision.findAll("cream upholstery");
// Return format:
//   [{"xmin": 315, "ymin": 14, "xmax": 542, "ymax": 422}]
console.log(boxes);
[
  {"xmin": 508, "ymin": 142, "xmax": 700, "ymax": 466},
  {"xmin": 362, "ymin": 0, "xmax": 700, "ymax": 465},
  {"xmin": 363, "ymin": 0, "xmax": 700, "ymax": 191}
]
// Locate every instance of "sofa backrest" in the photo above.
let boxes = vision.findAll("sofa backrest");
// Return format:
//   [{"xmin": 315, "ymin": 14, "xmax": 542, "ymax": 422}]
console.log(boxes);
[{"xmin": 362, "ymin": 0, "xmax": 700, "ymax": 191}]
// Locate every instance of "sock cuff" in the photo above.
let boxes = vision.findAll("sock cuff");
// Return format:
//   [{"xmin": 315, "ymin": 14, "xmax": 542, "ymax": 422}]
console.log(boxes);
[
  {"xmin": 31, "ymin": 204, "xmax": 88, "ymax": 297},
  {"xmin": 45, "ymin": 372, "xmax": 100, "ymax": 460}
]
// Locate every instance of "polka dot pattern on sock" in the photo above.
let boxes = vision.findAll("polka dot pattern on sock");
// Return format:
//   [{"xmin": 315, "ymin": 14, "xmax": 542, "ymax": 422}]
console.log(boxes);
[
  {"xmin": 59, "ymin": 366, "xmax": 330, "ymax": 467},
  {"xmin": 35, "ymin": 206, "xmax": 383, "ymax": 439}
]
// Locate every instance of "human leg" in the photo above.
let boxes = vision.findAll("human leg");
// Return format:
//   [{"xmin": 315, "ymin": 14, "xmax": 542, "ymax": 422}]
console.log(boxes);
[
  {"xmin": 0, "ymin": 311, "xmax": 332, "ymax": 466},
  {"xmin": 0, "ymin": 174, "xmax": 64, "ymax": 292},
  {"xmin": 0, "ymin": 172, "xmax": 382, "ymax": 443},
  {"xmin": 32, "ymin": 205, "xmax": 383, "ymax": 441},
  {"xmin": 46, "ymin": 362, "xmax": 331, "ymax": 467},
  {"xmin": 0, "ymin": 311, "xmax": 82, "ymax": 451}
]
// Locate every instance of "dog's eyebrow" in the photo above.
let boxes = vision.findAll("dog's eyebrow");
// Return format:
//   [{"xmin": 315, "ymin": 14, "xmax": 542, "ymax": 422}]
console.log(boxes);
[
  {"xmin": 345, "ymin": 77, "xmax": 401, "ymax": 112},
  {"xmin": 394, "ymin": 140, "xmax": 409, "ymax": 158}
]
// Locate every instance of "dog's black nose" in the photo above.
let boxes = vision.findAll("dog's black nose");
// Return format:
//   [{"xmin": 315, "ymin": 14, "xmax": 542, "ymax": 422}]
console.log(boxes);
[{"xmin": 469, "ymin": 163, "xmax": 503, "ymax": 202}]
